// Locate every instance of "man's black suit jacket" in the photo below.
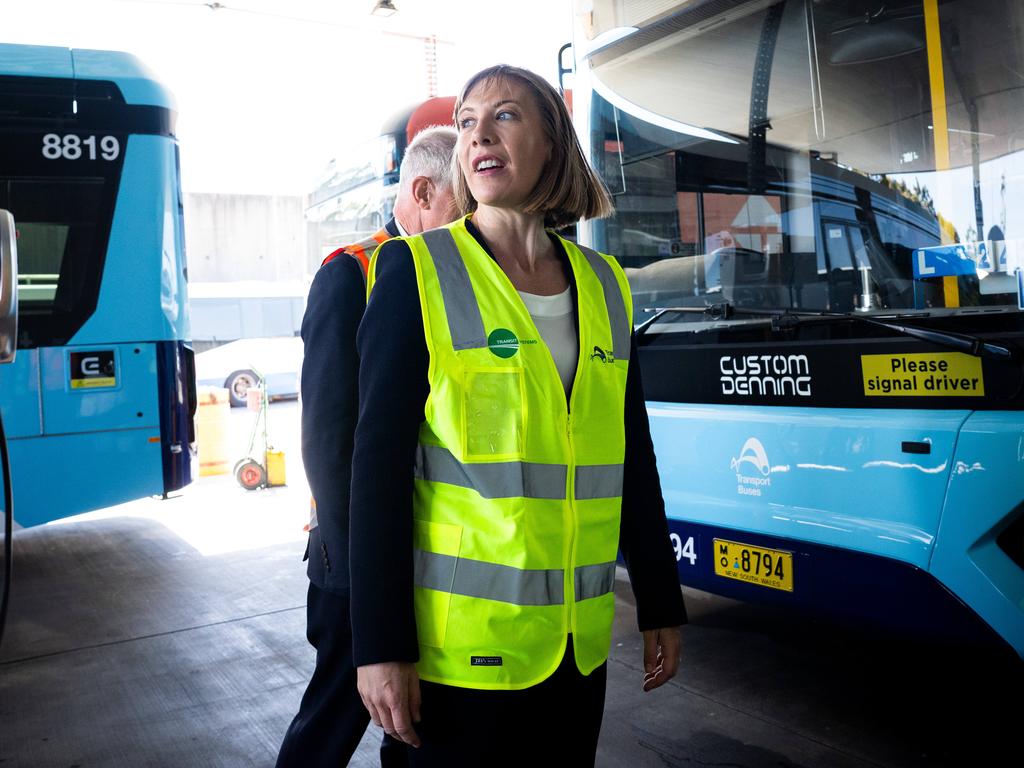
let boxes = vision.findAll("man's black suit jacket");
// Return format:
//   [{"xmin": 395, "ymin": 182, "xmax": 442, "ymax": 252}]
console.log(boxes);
[{"xmin": 301, "ymin": 218, "xmax": 400, "ymax": 592}]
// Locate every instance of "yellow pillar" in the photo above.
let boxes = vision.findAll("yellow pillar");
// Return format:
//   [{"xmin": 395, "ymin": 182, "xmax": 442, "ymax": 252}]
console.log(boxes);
[{"xmin": 923, "ymin": 0, "xmax": 959, "ymax": 307}]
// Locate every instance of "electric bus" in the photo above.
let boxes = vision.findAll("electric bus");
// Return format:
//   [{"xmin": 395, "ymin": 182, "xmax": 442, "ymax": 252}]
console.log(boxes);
[
  {"xmin": 571, "ymin": 0, "xmax": 1024, "ymax": 656},
  {"xmin": 0, "ymin": 44, "xmax": 195, "ymax": 529}
]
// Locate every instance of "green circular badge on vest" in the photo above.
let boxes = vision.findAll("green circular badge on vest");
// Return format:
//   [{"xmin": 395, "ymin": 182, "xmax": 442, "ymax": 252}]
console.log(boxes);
[{"xmin": 487, "ymin": 328, "xmax": 519, "ymax": 358}]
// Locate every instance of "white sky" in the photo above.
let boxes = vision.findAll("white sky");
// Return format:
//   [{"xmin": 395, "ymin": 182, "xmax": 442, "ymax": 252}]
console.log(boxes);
[{"xmin": 4, "ymin": 0, "xmax": 574, "ymax": 195}]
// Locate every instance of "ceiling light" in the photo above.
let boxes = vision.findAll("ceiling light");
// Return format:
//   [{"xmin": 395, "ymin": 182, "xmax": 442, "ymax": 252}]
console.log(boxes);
[{"xmin": 371, "ymin": 0, "xmax": 397, "ymax": 16}]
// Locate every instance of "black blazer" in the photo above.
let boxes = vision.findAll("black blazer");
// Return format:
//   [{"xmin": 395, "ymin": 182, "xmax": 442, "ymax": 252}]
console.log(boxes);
[{"xmin": 301, "ymin": 218, "xmax": 400, "ymax": 593}]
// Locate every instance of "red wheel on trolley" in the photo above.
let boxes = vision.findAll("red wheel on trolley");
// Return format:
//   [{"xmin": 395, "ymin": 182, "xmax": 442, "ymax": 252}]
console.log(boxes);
[{"xmin": 235, "ymin": 459, "xmax": 266, "ymax": 491}]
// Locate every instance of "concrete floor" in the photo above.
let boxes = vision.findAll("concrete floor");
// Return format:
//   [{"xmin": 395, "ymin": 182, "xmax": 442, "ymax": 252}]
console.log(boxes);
[{"xmin": 1, "ymin": 401, "xmax": 1020, "ymax": 767}]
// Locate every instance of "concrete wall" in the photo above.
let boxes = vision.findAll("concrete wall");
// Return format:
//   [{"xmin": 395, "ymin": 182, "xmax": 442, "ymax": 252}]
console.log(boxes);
[{"xmin": 184, "ymin": 193, "xmax": 307, "ymax": 283}]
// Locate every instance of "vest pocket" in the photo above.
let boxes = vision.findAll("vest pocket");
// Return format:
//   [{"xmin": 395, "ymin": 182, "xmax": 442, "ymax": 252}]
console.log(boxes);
[
  {"xmin": 412, "ymin": 518, "xmax": 463, "ymax": 648},
  {"xmin": 462, "ymin": 367, "xmax": 524, "ymax": 461}
]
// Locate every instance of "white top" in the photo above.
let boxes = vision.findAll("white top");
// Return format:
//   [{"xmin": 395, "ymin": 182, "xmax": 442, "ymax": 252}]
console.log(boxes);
[{"xmin": 517, "ymin": 287, "xmax": 577, "ymax": 397}]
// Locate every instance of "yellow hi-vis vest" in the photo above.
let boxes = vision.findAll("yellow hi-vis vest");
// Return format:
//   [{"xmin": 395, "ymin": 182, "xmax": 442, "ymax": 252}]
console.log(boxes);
[{"xmin": 367, "ymin": 216, "xmax": 632, "ymax": 690}]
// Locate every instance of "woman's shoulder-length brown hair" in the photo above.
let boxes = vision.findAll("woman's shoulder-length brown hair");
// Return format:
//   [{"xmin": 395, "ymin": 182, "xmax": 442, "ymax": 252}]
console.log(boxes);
[{"xmin": 452, "ymin": 64, "xmax": 614, "ymax": 230}]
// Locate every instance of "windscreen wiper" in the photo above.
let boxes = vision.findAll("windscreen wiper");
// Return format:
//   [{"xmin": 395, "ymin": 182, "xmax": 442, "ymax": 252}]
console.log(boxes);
[
  {"xmin": 637, "ymin": 303, "xmax": 1016, "ymax": 362},
  {"xmin": 635, "ymin": 303, "xmax": 739, "ymax": 334}
]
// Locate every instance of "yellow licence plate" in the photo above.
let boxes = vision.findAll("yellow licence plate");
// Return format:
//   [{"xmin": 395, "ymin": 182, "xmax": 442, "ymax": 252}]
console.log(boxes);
[{"xmin": 713, "ymin": 539, "xmax": 794, "ymax": 592}]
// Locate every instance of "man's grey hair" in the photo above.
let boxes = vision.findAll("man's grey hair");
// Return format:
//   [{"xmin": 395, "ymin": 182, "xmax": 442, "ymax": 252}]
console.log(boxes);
[{"xmin": 399, "ymin": 125, "xmax": 458, "ymax": 192}]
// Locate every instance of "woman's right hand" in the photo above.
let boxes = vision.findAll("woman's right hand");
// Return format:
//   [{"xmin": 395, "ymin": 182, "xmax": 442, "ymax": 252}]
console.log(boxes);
[{"xmin": 357, "ymin": 661, "xmax": 422, "ymax": 747}]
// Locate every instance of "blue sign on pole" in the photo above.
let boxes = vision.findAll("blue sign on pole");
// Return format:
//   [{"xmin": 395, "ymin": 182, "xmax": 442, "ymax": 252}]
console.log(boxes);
[{"xmin": 913, "ymin": 244, "xmax": 979, "ymax": 279}]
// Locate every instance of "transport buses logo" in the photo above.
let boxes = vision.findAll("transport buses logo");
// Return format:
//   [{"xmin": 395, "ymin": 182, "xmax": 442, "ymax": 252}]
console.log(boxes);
[
  {"xmin": 719, "ymin": 354, "xmax": 811, "ymax": 397},
  {"xmin": 861, "ymin": 352, "xmax": 984, "ymax": 397},
  {"xmin": 730, "ymin": 437, "xmax": 772, "ymax": 497}
]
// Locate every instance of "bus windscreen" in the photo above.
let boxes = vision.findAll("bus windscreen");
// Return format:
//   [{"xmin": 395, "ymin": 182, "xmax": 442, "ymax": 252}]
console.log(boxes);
[{"xmin": 582, "ymin": 0, "xmax": 1024, "ymax": 325}]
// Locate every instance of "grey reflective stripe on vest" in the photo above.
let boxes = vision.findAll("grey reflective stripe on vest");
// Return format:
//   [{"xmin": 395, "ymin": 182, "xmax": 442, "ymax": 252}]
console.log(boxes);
[
  {"xmin": 421, "ymin": 228, "xmax": 488, "ymax": 350},
  {"xmin": 415, "ymin": 444, "xmax": 567, "ymax": 499},
  {"xmin": 574, "ymin": 463, "xmax": 624, "ymax": 500},
  {"xmin": 574, "ymin": 562, "xmax": 617, "ymax": 601},
  {"xmin": 576, "ymin": 244, "xmax": 631, "ymax": 361},
  {"xmin": 415, "ymin": 549, "xmax": 565, "ymax": 606}
]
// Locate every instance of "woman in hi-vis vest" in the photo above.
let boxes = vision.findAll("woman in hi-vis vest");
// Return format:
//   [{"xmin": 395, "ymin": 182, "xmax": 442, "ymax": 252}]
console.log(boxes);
[{"xmin": 350, "ymin": 65, "xmax": 686, "ymax": 766}]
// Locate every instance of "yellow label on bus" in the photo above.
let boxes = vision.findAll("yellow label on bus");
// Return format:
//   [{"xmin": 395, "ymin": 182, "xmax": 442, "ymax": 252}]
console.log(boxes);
[
  {"xmin": 70, "ymin": 377, "xmax": 116, "ymax": 389},
  {"xmin": 861, "ymin": 352, "xmax": 983, "ymax": 396}
]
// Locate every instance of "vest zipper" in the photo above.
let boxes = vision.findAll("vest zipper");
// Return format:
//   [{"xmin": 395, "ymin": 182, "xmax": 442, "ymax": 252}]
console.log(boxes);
[
  {"xmin": 564, "ymin": 325, "xmax": 583, "ymax": 645},
  {"xmin": 565, "ymin": 415, "xmax": 577, "ymax": 638}
]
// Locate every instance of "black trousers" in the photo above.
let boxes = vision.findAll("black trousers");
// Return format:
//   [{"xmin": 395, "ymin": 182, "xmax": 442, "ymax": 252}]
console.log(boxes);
[
  {"xmin": 276, "ymin": 582, "xmax": 407, "ymax": 768},
  {"xmin": 407, "ymin": 637, "xmax": 607, "ymax": 768}
]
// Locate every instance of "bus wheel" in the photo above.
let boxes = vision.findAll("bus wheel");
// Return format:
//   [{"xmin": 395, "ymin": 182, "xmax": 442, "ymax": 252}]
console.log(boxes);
[
  {"xmin": 226, "ymin": 369, "xmax": 258, "ymax": 408},
  {"xmin": 235, "ymin": 459, "xmax": 266, "ymax": 491}
]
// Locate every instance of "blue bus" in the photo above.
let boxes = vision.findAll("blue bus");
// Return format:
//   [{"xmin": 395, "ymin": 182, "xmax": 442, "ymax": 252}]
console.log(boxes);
[
  {"xmin": 571, "ymin": 0, "xmax": 1024, "ymax": 656},
  {"xmin": 0, "ymin": 44, "xmax": 195, "ymax": 528}
]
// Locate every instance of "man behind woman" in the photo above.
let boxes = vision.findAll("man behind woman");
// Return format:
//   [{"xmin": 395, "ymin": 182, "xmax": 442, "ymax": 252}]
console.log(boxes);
[
  {"xmin": 349, "ymin": 65, "xmax": 685, "ymax": 766},
  {"xmin": 276, "ymin": 126, "xmax": 458, "ymax": 768}
]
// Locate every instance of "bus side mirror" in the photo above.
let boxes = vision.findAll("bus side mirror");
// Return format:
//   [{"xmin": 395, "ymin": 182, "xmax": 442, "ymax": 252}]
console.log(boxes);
[{"xmin": 0, "ymin": 209, "xmax": 17, "ymax": 365}]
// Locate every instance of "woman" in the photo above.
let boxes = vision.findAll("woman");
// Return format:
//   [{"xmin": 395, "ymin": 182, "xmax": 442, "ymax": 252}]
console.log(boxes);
[{"xmin": 350, "ymin": 65, "xmax": 685, "ymax": 766}]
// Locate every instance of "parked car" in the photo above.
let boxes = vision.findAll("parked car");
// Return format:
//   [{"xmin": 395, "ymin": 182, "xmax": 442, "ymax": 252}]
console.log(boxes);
[{"xmin": 195, "ymin": 336, "xmax": 303, "ymax": 407}]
